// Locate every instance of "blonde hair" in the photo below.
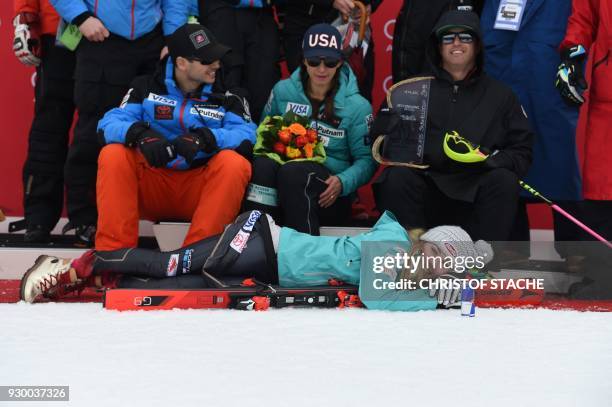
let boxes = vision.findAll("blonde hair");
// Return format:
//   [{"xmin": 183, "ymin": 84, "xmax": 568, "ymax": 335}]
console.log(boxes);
[{"xmin": 396, "ymin": 240, "xmax": 438, "ymax": 287}]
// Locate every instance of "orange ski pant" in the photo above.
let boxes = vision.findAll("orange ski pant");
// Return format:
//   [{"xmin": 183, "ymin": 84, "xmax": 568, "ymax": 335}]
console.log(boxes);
[{"xmin": 95, "ymin": 144, "xmax": 251, "ymax": 251}]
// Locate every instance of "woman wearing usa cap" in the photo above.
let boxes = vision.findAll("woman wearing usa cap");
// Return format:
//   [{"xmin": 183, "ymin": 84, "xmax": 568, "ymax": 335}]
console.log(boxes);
[{"xmin": 244, "ymin": 23, "xmax": 377, "ymax": 235}]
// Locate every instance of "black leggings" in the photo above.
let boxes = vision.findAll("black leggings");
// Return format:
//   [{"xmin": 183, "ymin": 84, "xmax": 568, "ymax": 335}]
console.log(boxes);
[
  {"xmin": 243, "ymin": 157, "xmax": 351, "ymax": 235},
  {"xmin": 94, "ymin": 229, "xmax": 270, "ymax": 288}
]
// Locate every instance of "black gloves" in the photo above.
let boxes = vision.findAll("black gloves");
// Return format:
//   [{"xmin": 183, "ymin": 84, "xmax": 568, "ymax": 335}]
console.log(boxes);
[
  {"xmin": 367, "ymin": 107, "xmax": 401, "ymax": 146},
  {"xmin": 173, "ymin": 128, "xmax": 218, "ymax": 165},
  {"xmin": 556, "ymin": 45, "xmax": 588, "ymax": 107},
  {"xmin": 138, "ymin": 133, "xmax": 176, "ymax": 167},
  {"xmin": 126, "ymin": 122, "xmax": 175, "ymax": 167}
]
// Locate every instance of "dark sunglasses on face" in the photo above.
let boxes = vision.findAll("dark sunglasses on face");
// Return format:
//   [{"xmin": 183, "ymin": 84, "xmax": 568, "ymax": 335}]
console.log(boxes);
[
  {"xmin": 440, "ymin": 32, "xmax": 474, "ymax": 45},
  {"xmin": 305, "ymin": 57, "xmax": 341, "ymax": 68},
  {"xmin": 186, "ymin": 57, "xmax": 217, "ymax": 66}
]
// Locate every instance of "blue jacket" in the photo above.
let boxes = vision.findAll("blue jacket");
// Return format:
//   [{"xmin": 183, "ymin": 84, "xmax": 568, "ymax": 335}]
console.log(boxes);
[
  {"xmin": 235, "ymin": 0, "xmax": 273, "ymax": 8},
  {"xmin": 277, "ymin": 211, "xmax": 438, "ymax": 311},
  {"xmin": 481, "ymin": 0, "xmax": 581, "ymax": 200},
  {"xmin": 263, "ymin": 65, "xmax": 377, "ymax": 196},
  {"xmin": 50, "ymin": 0, "xmax": 188, "ymax": 39},
  {"xmin": 98, "ymin": 57, "xmax": 257, "ymax": 170}
]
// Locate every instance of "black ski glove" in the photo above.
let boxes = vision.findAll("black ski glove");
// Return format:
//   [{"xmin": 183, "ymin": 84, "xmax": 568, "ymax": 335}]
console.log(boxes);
[
  {"xmin": 174, "ymin": 128, "xmax": 218, "ymax": 164},
  {"xmin": 556, "ymin": 45, "xmax": 588, "ymax": 107},
  {"xmin": 126, "ymin": 122, "xmax": 175, "ymax": 167},
  {"xmin": 195, "ymin": 128, "xmax": 218, "ymax": 154},
  {"xmin": 367, "ymin": 107, "xmax": 401, "ymax": 146}
]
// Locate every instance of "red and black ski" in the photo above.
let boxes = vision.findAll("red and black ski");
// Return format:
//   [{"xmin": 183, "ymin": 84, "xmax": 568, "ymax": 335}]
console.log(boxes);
[{"xmin": 103, "ymin": 285, "xmax": 361, "ymax": 311}]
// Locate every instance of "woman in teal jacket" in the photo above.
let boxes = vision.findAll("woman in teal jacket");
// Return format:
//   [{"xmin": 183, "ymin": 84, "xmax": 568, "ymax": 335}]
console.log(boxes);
[
  {"xmin": 243, "ymin": 23, "xmax": 377, "ymax": 235},
  {"xmin": 22, "ymin": 210, "xmax": 493, "ymax": 311}
]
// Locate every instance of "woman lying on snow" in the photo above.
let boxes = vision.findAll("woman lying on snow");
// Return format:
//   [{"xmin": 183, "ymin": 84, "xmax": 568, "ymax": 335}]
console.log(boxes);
[{"xmin": 21, "ymin": 210, "xmax": 493, "ymax": 311}]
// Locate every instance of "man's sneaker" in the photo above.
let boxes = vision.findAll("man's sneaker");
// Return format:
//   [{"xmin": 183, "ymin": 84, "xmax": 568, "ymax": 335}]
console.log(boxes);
[{"xmin": 20, "ymin": 255, "xmax": 73, "ymax": 303}]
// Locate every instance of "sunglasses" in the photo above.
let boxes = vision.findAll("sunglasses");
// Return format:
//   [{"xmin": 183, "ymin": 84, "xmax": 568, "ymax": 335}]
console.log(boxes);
[
  {"xmin": 186, "ymin": 57, "xmax": 218, "ymax": 66},
  {"xmin": 440, "ymin": 32, "xmax": 474, "ymax": 44},
  {"xmin": 305, "ymin": 57, "xmax": 341, "ymax": 68}
]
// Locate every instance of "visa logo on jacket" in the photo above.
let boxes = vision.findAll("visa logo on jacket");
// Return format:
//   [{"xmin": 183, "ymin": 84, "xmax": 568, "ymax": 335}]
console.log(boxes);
[
  {"xmin": 147, "ymin": 93, "xmax": 177, "ymax": 106},
  {"xmin": 286, "ymin": 103, "xmax": 310, "ymax": 116}
]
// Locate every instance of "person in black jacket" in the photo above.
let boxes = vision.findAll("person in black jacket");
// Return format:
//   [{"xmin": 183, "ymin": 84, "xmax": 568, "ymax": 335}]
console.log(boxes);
[
  {"xmin": 392, "ymin": 0, "xmax": 483, "ymax": 83},
  {"xmin": 373, "ymin": 10, "xmax": 533, "ymax": 242},
  {"xmin": 198, "ymin": 0, "xmax": 280, "ymax": 122}
]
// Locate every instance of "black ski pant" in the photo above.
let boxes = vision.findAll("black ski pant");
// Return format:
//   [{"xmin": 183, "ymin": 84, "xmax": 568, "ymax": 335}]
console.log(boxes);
[
  {"xmin": 65, "ymin": 27, "xmax": 163, "ymax": 226},
  {"xmin": 199, "ymin": 4, "xmax": 279, "ymax": 120},
  {"xmin": 22, "ymin": 35, "xmax": 75, "ymax": 231},
  {"xmin": 235, "ymin": 8, "xmax": 280, "ymax": 121},
  {"xmin": 94, "ymin": 224, "xmax": 272, "ymax": 288},
  {"xmin": 283, "ymin": 33, "xmax": 302, "ymax": 74},
  {"xmin": 198, "ymin": 0, "xmax": 243, "ymax": 90},
  {"xmin": 243, "ymin": 157, "xmax": 351, "ymax": 235},
  {"xmin": 373, "ymin": 166, "xmax": 519, "ymax": 241}
]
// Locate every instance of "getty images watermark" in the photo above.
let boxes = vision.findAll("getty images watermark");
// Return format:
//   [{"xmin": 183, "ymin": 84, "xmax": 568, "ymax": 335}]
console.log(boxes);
[{"xmin": 360, "ymin": 241, "xmax": 545, "ymax": 300}]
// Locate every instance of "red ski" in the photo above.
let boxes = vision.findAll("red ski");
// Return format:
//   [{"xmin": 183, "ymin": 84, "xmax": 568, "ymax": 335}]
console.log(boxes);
[{"xmin": 103, "ymin": 285, "xmax": 361, "ymax": 311}]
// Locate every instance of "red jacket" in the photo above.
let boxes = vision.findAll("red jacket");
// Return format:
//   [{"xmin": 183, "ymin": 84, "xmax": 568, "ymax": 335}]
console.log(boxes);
[
  {"xmin": 14, "ymin": 0, "xmax": 60, "ymax": 36},
  {"xmin": 561, "ymin": 0, "xmax": 612, "ymax": 200}
]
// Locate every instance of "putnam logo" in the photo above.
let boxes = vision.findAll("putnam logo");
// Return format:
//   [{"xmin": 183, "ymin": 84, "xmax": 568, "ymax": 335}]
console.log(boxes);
[
  {"xmin": 286, "ymin": 102, "xmax": 309, "ymax": 116},
  {"xmin": 311, "ymin": 122, "xmax": 345, "ymax": 139},
  {"xmin": 190, "ymin": 107, "xmax": 225, "ymax": 121},
  {"xmin": 147, "ymin": 93, "xmax": 177, "ymax": 106}
]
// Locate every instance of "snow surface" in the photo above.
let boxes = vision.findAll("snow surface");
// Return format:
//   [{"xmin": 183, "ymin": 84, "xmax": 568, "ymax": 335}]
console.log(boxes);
[{"xmin": 2, "ymin": 303, "xmax": 612, "ymax": 407}]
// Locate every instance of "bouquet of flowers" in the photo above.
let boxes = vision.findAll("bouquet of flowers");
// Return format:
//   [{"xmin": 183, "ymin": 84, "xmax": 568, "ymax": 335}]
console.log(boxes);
[{"xmin": 253, "ymin": 111, "xmax": 326, "ymax": 164}]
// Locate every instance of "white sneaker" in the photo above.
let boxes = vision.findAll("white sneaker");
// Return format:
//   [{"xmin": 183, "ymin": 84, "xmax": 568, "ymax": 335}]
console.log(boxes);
[{"xmin": 20, "ymin": 255, "xmax": 72, "ymax": 303}]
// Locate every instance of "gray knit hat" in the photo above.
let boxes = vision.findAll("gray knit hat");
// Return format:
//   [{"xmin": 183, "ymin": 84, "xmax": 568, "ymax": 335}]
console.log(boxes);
[{"xmin": 420, "ymin": 225, "xmax": 494, "ymax": 265}]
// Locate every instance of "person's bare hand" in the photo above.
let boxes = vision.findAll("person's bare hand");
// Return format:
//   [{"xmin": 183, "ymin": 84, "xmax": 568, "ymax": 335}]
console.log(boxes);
[
  {"xmin": 318, "ymin": 175, "xmax": 343, "ymax": 208},
  {"xmin": 79, "ymin": 17, "xmax": 109, "ymax": 42},
  {"xmin": 333, "ymin": 0, "xmax": 355, "ymax": 17},
  {"xmin": 159, "ymin": 46, "xmax": 169, "ymax": 60}
]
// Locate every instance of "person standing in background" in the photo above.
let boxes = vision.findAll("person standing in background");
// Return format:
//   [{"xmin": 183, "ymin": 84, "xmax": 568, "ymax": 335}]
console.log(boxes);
[
  {"xmin": 481, "ymin": 0, "xmax": 585, "ymax": 249},
  {"xmin": 11, "ymin": 0, "xmax": 76, "ymax": 243},
  {"xmin": 197, "ymin": 0, "xmax": 280, "ymax": 122},
  {"xmin": 555, "ymin": 0, "xmax": 612, "ymax": 242}
]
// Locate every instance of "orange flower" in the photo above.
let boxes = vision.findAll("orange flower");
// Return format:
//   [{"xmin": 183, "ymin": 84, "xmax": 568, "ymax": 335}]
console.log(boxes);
[
  {"xmin": 278, "ymin": 129, "xmax": 292, "ymax": 145},
  {"xmin": 303, "ymin": 143, "xmax": 314, "ymax": 158},
  {"xmin": 288, "ymin": 123, "xmax": 307, "ymax": 136}
]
